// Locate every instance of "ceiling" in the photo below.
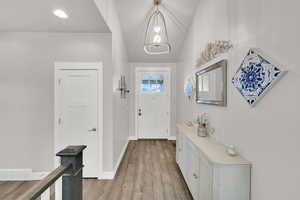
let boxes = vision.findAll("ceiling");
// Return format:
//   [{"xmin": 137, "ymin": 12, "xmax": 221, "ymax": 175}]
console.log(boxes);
[
  {"xmin": 0, "ymin": 0, "xmax": 110, "ymax": 33},
  {"xmin": 116, "ymin": 0, "xmax": 199, "ymax": 62}
]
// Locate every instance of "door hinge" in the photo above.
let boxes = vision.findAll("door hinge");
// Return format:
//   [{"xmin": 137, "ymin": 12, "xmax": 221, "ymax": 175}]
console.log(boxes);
[{"xmin": 58, "ymin": 79, "xmax": 62, "ymax": 85}]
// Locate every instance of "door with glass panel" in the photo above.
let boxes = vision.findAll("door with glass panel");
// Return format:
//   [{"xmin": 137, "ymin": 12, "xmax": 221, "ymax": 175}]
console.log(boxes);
[{"xmin": 136, "ymin": 69, "xmax": 170, "ymax": 139}]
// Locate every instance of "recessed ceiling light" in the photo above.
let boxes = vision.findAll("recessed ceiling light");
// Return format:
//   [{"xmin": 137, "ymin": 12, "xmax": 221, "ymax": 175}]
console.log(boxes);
[{"xmin": 53, "ymin": 9, "xmax": 68, "ymax": 19}]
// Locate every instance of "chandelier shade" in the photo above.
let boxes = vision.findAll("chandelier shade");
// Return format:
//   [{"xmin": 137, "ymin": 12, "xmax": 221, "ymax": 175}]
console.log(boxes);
[{"xmin": 144, "ymin": 5, "xmax": 171, "ymax": 55}]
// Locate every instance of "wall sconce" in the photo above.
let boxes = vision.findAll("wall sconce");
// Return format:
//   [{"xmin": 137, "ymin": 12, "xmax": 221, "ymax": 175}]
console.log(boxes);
[{"xmin": 117, "ymin": 75, "xmax": 130, "ymax": 98}]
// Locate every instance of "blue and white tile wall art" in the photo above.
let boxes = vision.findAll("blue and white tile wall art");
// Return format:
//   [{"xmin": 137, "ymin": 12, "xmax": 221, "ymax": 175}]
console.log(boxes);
[{"xmin": 232, "ymin": 48, "xmax": 287, "ymax": 106}]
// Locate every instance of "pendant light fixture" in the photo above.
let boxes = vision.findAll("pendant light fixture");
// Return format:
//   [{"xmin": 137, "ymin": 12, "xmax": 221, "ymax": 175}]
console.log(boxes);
[{"xmin": 144, "ymin": 0, "xmax": 171, "ymax": 55}]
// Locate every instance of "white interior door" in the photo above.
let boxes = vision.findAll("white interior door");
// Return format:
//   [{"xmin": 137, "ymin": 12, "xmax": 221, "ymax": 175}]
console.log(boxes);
[
  {"xmin": 57, "ymin": 69, "xmax": 99, "ymax": 178},
  {"xmin": 136, "ymin": 70, "xmax": 170, "ymax": 139}
]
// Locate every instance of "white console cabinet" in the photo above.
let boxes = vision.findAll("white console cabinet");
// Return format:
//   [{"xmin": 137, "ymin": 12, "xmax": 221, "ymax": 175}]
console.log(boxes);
[{"xmin": 176, "ymin": 124, "xmax": 251, "ymax": 200}]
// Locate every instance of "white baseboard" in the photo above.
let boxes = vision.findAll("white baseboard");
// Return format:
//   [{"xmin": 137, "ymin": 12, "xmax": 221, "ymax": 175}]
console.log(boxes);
[
  {"xmin": 113, "ymin": 139, "xmax": 129, "ymax": 175},
  {"xmin": 129, "ymin": 136, "xmax": 176, "ymax": 140},
  {"xmin": 100, "ymin": 171, "xmax": 115, "ymax": 180},
  {"xmin": 100, "ymin": 139, "xmax": 129, "ymax": 180},
  {"xmin": 99, "ymin": 136, "xmax": 175, "ymax": 180},
  {"xmin": 168, "ymin": 136, "xmax": 177, "ymax": 140},
  {"xmin": 128, "ymin": 136, "xmax": 138, "ymax": 140},
  {"xmin": 136, "ymin": 136, "xmax": 176, "ymax": 140},
  {"xmin": 0, "ymin": 169, "xmax": 49, "ymax": 181},
  {"xmin": 41, "ymin": 188, "xmax": 50, "ymax": 200}
]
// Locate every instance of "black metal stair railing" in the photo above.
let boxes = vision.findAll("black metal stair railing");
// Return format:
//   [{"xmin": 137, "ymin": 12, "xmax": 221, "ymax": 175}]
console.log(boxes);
[{"xmin": 19, "ymin": 145, "xmax": 87, "ymax": 200}]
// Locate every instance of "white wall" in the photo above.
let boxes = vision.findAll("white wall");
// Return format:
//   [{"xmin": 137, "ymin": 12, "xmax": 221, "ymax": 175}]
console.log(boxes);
[
  {"xmin": 176, "ymin": 0, "xmax": 300, "ymax": 199},
  {"xmin": 0, "ymin": 32, "xmax": 112, "ymax": 172},
  {"xmin": 94, "ymin": 0, "xmax": 130, "ymax": 172},
  {"xmin": 0, "ymin": 0, "xmax": 130, "ymax": 176},
  {"xmin": 128, "ymin": 63, "xmax": 177, "ymax": 139}
]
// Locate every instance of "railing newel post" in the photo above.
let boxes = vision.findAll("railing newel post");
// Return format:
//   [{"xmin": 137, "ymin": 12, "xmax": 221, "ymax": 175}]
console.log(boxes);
[{"xmin": 56, "ymin": 145, "xmax": 87, "ymax": 200}]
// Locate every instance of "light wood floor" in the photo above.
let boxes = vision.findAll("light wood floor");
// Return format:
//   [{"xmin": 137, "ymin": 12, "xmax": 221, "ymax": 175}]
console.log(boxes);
[{"xmin": 0, "ymin": 140, "xmax": 192, "ymax": 200}]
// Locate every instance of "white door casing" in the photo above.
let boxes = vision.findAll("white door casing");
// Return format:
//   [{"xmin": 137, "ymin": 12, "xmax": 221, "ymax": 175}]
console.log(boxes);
[
  {"xmin": 54, "ymin": 62, "xmax": 103, "ymax": 179},
  {"xmin": 135, "ymin": 67, "xmax": 171, "ymax": 139}
]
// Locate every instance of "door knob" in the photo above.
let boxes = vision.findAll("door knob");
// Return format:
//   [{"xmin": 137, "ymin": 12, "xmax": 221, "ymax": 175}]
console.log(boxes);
[
  {"xmin": 88, "ymin": 128, "xmax": 97, "ymax": 132},
  {"xmin": 193, "ymin": 173, "xmax": 198, "ymax": 179}
]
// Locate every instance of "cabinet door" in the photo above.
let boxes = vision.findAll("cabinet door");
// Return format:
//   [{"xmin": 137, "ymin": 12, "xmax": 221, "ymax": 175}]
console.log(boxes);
[
  {"xmin": 199, "ymin": 156, "xmax": 213, "ymax": 200},
  {"xmin": 176, "ymin": 133, "xmax": 183, "ymax": 166},
  {"xmin": 183, "ymin": 138, "xmax": 200, "ymax": 200},
  {"xmin": 189, "ymin": 145, "xmax": 200, "ymax": 199},
  {"xmin": 181, "ymin": 135, "xmax": 189, "ymax": 181}
]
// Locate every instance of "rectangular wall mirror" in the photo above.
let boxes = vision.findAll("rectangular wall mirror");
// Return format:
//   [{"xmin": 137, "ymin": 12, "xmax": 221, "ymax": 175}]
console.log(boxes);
[{"xmin": 196, "ymin": 60, "xmax": 227, "ymax": 106}]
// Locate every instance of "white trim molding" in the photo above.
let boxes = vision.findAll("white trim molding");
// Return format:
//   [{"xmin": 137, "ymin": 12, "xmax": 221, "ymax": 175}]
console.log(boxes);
[
  {"xmin": 129, "ymin": 136, "xmax": 176, "ymax": 140},
  {"xmin": 168, "ymin": 136, "xmax": 177, "ymax": 140},
  {"xmin": 114, "ymin": 140, "xmax": 129, "ymax": 172},
  {"xmin": 100, "ymin": 139, "xmax": 129, "ymax": 180},
  {"xmin": 100, "ymin": 171, "xmax": 115, "ymax": 180},
  {"xmin": 128, "ymin": 136, "xmax": 138, "ymax": 140},
  {"xmin": 0, "ymin": 169, "xmax": 49, "ymax": 181}
]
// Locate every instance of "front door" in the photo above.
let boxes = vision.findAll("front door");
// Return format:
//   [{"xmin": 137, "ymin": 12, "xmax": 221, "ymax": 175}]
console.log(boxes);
[
  {"xmin": 56, "ymin": 69, "xmax": 99, "ymax": 178},
  {"xmin": 136, "ymin": 69, "xmax": 170, "ymax": 139}
]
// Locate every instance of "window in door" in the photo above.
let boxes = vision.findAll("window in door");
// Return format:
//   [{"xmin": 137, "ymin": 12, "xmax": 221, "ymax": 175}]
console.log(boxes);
[{"xmin": 141, "ymin": 74, "xmax": 165, "ymax": 92}]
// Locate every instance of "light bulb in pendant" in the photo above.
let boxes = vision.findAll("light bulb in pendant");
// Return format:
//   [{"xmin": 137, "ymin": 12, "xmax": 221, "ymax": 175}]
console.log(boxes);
[
  {"xmin": 53, "ymin": 9, "xmax": 68, "ymax": 19},
  {"xmin": 154, "ymin": 26, "xmax": 161, "ymax": 33},
  {"xmin": 153, "ymin": 34, "xmax": 162, "ymax": 43}
]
